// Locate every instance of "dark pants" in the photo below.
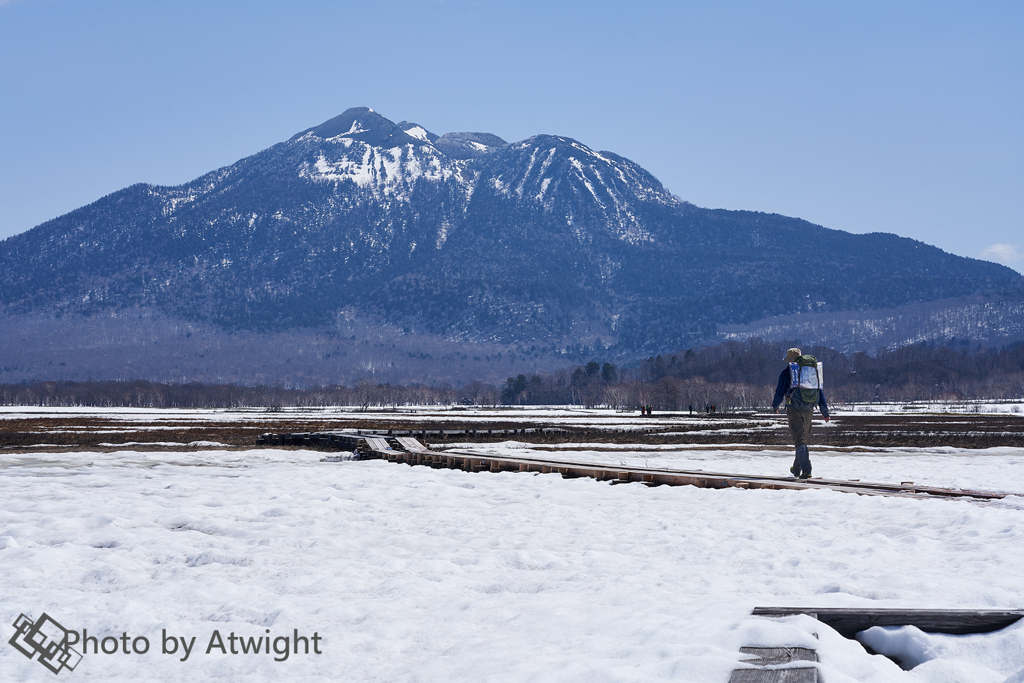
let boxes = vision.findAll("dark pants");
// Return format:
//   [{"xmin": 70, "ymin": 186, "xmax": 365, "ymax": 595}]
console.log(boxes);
[{"xmin": 787, "ymin": 406, "xmax": 813, "ymax": 476}]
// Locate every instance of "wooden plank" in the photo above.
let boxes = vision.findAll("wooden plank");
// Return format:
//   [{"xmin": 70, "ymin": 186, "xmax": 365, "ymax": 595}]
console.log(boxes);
[
  {"xmin": 739, "ymin": 648, "xmax": 817, "ymax": 666},
  {"xmin": 752, "ymin": 607, "xmax": 1024, "ymax": 637},
  {"xmin": 365, "ymin": 437, "xmax": 391, "ymax": 452},
  {"xmin": 396, "ymin": 437, "xmax": 428, "ymax": 452},
  {"xmin": 729, "ymin": 669, "xmax": 817, "ymax": 682},
  {"xmin": 480, "ymin": 452, "xmax": 1009, "ymax": 499}
]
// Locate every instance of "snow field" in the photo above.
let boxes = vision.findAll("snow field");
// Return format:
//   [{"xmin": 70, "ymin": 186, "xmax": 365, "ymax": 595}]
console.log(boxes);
[{"xmin": 2, "ymin": 448, "xmax": 1023, "ymax": 681}]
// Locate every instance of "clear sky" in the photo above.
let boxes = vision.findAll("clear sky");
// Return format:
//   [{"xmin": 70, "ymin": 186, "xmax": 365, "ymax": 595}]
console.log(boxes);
[{"xmin": 1, "ymin": 0, "xmax": 1021, "ymax": 272}]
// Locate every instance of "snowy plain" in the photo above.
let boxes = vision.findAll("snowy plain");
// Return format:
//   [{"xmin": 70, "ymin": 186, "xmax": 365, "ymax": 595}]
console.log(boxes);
[{"xmin": 2, "ymin": 408, "xmax": 1024, "ymax": 681}]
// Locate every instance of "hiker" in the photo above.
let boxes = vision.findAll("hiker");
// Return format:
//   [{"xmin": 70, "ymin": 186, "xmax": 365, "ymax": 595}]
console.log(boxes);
[
  {"xmin": 772, "ymin": 347, "xmax": 829, "ymax": 479},
  {"xmin": 688, "ymin": 404, "xmax": 694, "ymax": 416}
]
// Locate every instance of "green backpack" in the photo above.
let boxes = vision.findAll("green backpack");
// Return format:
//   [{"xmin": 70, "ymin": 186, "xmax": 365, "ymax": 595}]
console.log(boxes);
[{"xmin": 788, "ymin": 355, "xmax": 823, "ymax": 410}]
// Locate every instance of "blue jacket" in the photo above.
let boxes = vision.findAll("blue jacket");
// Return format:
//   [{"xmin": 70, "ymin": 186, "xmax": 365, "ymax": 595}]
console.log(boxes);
[{"xmin": 772, "ymin": 365, "xmax": 829, "ymax": 417}]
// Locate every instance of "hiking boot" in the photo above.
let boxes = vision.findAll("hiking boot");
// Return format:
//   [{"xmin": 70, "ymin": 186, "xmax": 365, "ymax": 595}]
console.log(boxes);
[
  {"xmin": 798, "ymin": 472, "xmax": 811, "ymax": 479},
  {"xmin": 790, "ymin": 466, "xmax": 799, "ymax": 477}
]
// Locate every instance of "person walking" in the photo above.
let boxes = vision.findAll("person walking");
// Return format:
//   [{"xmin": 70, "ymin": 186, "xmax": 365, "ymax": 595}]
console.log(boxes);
[{"xmin": 772, "ymin": 347, "xmax": 829, "ymax": 479}]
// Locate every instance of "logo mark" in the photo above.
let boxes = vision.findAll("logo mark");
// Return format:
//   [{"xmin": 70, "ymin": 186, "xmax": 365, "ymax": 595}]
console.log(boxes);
[{"xmin": 9, "ymin": 613, "xmax": 82, "ymax": 674}]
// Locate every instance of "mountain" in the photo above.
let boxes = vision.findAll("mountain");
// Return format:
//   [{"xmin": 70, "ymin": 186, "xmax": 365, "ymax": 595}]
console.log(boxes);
[{"xmin": 1, "ymin": 106, "xmax": 1022, "ymax": 385}]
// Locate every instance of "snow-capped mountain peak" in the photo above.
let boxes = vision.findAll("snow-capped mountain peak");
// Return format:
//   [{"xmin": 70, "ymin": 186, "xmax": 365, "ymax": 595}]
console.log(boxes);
[{"xmin": 292, "ymin": 107, "xmax": 428, "ymax": 149}]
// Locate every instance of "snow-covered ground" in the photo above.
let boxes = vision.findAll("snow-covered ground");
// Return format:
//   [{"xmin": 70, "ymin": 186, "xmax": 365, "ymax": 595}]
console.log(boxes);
[
  {"xmin": 2, "ymin": 399, "xmax": 1022, "ymax": 423},
  {"xmin": 842, "ymin": 402, "xmax": 1024, "ymax": 415},
  {"xmin": 2, "ymin": 445, "xmax": 1024, "ymax": 681}
]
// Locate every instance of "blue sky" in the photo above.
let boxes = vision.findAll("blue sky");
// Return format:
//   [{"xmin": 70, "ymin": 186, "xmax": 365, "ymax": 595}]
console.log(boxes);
[{"xmin": 1, "ymin": 0, "xmax": 1021, "ymax": 271}]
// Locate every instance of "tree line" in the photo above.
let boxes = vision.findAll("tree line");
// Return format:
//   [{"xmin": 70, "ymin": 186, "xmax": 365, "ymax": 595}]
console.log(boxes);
[{"xmin": 1, "ymin": 338, "xmax": 1022, "ymax": 410}]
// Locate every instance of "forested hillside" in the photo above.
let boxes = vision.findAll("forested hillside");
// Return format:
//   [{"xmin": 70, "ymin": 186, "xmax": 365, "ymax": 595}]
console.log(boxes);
[{"xmin": 4, "ymin": 339, "xmax": 1021, "ymax": 409}]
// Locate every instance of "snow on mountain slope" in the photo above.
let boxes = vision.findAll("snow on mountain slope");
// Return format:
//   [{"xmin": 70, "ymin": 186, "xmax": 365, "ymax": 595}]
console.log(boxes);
[
  {"xmin": 475, "ymin": 134, "xmax": 679, "ymax": 246},
  {"xmin": 298, "ymin": 139, "xmax": 468, "ymax": 201}
]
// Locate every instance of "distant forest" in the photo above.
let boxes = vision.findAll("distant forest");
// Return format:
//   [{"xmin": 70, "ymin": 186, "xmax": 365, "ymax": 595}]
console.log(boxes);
[{"xmin": 2, "ymin": 338, "xmax": 1022, "ymax": 410}]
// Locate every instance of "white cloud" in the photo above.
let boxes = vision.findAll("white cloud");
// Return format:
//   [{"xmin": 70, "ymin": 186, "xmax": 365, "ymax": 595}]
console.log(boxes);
[{"xmin": 979, "ymin": 243, "xmax": 1024, "ymax": 267}]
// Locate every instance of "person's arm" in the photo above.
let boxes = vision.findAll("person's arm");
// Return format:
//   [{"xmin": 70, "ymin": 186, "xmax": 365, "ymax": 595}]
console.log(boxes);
[
  {"xmin": 772, "ymin": 368, "xmax": 789, "ymax": 412},
  {"xmin": 818, "ymin": 387, "xmax": 830, "ymax": 422}
]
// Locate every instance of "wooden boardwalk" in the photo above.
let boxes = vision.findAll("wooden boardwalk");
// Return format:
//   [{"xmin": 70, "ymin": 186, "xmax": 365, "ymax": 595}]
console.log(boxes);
[{"xmin": 257, "ymin": 430, "xmax": 1013, "ymax": 502}]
